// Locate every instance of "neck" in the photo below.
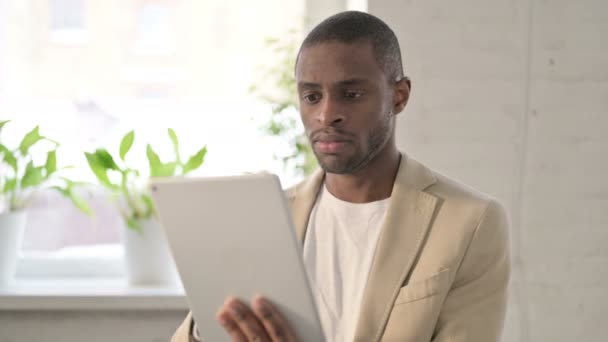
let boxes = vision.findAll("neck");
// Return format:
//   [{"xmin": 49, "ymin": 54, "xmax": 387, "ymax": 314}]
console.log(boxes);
[{"xmin": 324, "ymin": 145, "xmax": 401, "ymax": 203}]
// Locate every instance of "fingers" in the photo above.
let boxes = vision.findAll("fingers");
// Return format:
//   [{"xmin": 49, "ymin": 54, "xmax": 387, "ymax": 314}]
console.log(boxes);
[
  {"xmin": 217, "ymin": 297, "xmax": 271, "ymax": 342},
  {"xmin": 251, "ymin": 295, "xmax": 296, "ymax": 342},
  {"xmin": 216, "ymin": 311, "xmax": 248, "ymax": 342}
]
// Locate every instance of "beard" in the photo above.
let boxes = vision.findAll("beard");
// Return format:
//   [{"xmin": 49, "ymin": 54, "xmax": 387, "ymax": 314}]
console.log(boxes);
[{"xmin": 310, "ymin": 113, "xmax": 394, "ymax": 174}]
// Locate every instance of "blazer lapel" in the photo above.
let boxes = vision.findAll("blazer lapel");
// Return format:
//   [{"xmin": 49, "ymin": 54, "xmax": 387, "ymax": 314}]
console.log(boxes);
[
  {"xmin": 353, "ymin": 155, "xmax": 438, "ymax": 342},
  {"xmin": 286, "ymin": 169, "xmax": 324, "ymax": 244}
]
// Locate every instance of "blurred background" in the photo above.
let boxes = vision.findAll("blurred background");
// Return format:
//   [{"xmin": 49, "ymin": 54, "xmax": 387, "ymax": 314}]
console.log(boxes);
[{"xmin": 0, "ymin": 0, "xmax": 606, "ymax": 341}]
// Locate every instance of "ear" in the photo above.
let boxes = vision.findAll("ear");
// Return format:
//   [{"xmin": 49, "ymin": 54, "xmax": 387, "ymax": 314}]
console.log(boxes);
[{"xmin": 392, "ymin": 77, "xmax": 411, "ymax": 115}]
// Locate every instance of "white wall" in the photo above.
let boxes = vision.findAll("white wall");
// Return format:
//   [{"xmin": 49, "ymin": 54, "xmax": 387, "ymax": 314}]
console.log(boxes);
[
  {"xmin": 369, "ymin": 0, "xmax": 608, "ymax": 341},
  {"xmin": 304, "ymin": 0, "xmax": 348, "ymax": 28}
]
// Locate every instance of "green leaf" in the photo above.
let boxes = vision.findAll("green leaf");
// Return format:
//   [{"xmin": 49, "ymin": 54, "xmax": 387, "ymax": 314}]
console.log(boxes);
[
  {"xmin": 68, "ymin": 189, "xmax": 93, "ymax": 216},
  {"xmin": 3, "ymin": 178, "xmax": 16, "ymax": 192},
  {"xmin": 146, "ymin": 145, "xmax": 177, "ymax": 177},
  {"xmin": 94, "ymin": 148, "xmax": 120, "ymax": 170},
  {"xmin": 126, "ymin": 217, "xmax": 137, "ymax": 229},
  {"xmin": 0, "ymin": 120, "xmax": 9, "ymax": 132},
  {"xmin": 85, "ymin": 152, "xmax": 118, "ymax": 190},
  {"xmin": 167, "ymin": 128, "xmax": 180, "ymax": 163},
  {"xmin": 157, "ymin": 163, "xmax": 178, "ymax": 178},
  {"xmin": 21, "ymin": 163, "xmax": 45, "ymax": 188},
  {"xmin": 119, "ymin": 130, "xmax": 135, "ymax": 161},
  {"xmin": 146, "ymin": 144, "xmax": 162, "ymax": 176},
  {"xmin": 160, "ymin": 162, "xmax": 177, "ymax": 177},
  {"xmin": 182, "ymin": 146, "xmax": 207, "ymax": 175},
  {"xmin": 19, "ymin": 126, "xmax": 43, "ymax": 155},
  {"xmin": 0, "ymin": 144, "xmax": 17, "ymax": 172},
  {"xmin": 45, "ymin": 150, "xmax": 57, "ymax": 175},
  {"xmin": 126, "ymin": 216, "xmax": 142, "ymax": 233}
]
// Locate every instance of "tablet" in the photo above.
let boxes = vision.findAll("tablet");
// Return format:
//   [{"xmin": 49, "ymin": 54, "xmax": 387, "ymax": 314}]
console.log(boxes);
[{"xmin": 149, "ymin": 173, "xmax": 325, "ymax": 342}]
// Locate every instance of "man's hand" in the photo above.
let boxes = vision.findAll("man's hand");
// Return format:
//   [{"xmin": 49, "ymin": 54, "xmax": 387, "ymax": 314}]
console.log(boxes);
[{"xmin": 216, "ymin": 295, "xmax": 298, "ymax": 342}]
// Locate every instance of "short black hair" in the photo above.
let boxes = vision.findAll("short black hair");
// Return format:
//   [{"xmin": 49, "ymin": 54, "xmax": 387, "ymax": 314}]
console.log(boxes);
[{"xmin": 297, "ymin": 11, "xmax": 404, "ymax": 81}]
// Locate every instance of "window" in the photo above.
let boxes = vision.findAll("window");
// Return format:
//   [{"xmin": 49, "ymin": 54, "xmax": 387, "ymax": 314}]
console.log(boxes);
[
  {"xmin": 48, "ymin": 0, "xmax": 87, "ymax": 43},
  {"xmin": 50, "ymin": 0, "xmax": 85, "ymax": 30},
  {"xmin": 0, "ymin": 0, "xmax": 307, "ymax": 279}
]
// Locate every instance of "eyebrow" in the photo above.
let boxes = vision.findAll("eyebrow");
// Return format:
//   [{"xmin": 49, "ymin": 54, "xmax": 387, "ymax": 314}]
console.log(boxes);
[
  {"xmin": 297, "ymin": 78, "xmax": 370, "ymax": 89},
  {"xmin": 297, "ymin": 82, "xmax": 321, "ymax": 89},
  {"xmin": 338, "ymin": 78, "xmax": 369, "ymax": 86}
]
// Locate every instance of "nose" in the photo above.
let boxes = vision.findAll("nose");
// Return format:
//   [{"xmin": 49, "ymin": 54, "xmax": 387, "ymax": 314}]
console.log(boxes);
[{"xmin": 317, "ymin": 96, "xmax": 345, "ymax": 126}]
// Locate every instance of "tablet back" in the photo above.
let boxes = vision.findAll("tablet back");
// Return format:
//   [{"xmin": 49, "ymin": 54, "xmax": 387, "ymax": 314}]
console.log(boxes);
[{"xmin": 149, "ymin": 174, "xmax": 325, "ymax": 342}]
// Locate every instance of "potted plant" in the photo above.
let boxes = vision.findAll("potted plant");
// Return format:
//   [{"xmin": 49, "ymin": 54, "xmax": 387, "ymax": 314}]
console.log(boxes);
[
  {"xmin": 0, "ymin": 120, "xmax": 91, "ymax": 287},
  {"xmin": 85, "ymin": 128, "xmax": 207, "ymax": 286}
]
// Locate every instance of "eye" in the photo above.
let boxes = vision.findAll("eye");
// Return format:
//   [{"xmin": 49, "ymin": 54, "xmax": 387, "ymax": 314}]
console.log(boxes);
[
  {"xmin": 303, "ymin": 93, "xmax": 321, "ymax": 104},
  {"xmin": 344, "ymin": 91, "xmax": 362, "ymax": 99}
]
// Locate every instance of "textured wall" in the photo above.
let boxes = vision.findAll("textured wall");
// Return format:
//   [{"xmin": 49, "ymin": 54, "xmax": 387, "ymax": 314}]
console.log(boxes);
[{"xmin": 370, "ymin": 0, "xmax": 608, "ymax": 341}]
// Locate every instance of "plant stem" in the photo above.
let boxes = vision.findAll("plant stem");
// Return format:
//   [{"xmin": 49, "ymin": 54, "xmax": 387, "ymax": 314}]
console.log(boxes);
[{"xmin": 121, "ymin": 171, "xmax": 139, "ymax": 218}]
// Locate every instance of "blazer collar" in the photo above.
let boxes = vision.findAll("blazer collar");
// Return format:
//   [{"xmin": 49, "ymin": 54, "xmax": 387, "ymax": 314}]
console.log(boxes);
[
  {"xmin": 287, "ymin": 153, "xmax": 438, "ymax": 341},
  {"xmin": 286, "ymin": 167, "xmax": 324, "ymax": 243}
]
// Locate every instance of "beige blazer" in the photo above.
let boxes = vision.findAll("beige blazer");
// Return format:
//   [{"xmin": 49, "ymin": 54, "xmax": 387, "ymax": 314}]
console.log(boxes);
[{"xmin": 171, "ymin": 154, "xmax": 511, "ymax": 342}]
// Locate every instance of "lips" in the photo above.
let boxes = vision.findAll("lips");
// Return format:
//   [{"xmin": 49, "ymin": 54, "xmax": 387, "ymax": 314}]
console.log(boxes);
[
  {"xmin": 311, "ymin": 131, "xmax": 352, "ymax": 154},
  {"xmin": 312, "ymin": 133, "xmax": 351, "ymax": 153},
  {"xmin": 315, "ymin": 140, "xmax": 349, "ymax": 154}
]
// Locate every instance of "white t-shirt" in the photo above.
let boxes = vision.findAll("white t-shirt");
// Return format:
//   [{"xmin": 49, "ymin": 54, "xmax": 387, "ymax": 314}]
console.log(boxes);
[{"xmin": 303, "ymin": 185, "xmax": 390, "ymax": 342}]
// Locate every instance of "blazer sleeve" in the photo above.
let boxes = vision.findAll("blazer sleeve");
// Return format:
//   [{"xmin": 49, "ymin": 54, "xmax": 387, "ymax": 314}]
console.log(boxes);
[
  {"xmin": 432, "ymin": 200, "xmax": 511, "ymax": 342},
  {"xmin": 171, "ymin": 312, "xmax": 198, "ymax": 342}
]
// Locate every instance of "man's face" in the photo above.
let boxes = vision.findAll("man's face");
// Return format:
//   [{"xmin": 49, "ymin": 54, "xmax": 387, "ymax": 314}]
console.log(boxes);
[{"xmin": 295, "ymin": 41, "xmax": 398, "ymax": 174}]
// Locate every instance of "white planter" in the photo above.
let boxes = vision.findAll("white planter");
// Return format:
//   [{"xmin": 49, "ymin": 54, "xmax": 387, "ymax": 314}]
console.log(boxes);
[
  {"xmin": 121, "ymin": 218, "xmax": 180, "ymax": 287},
  {"xmin": 0, "ymin": 211, "xmax": 26, "ymax": 288}
]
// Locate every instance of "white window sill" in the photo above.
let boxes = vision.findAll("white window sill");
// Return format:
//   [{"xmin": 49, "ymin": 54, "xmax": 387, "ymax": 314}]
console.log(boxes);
[{"xmin": 0, "ymin": 278, "xmax": 187, "ymax": 311}]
